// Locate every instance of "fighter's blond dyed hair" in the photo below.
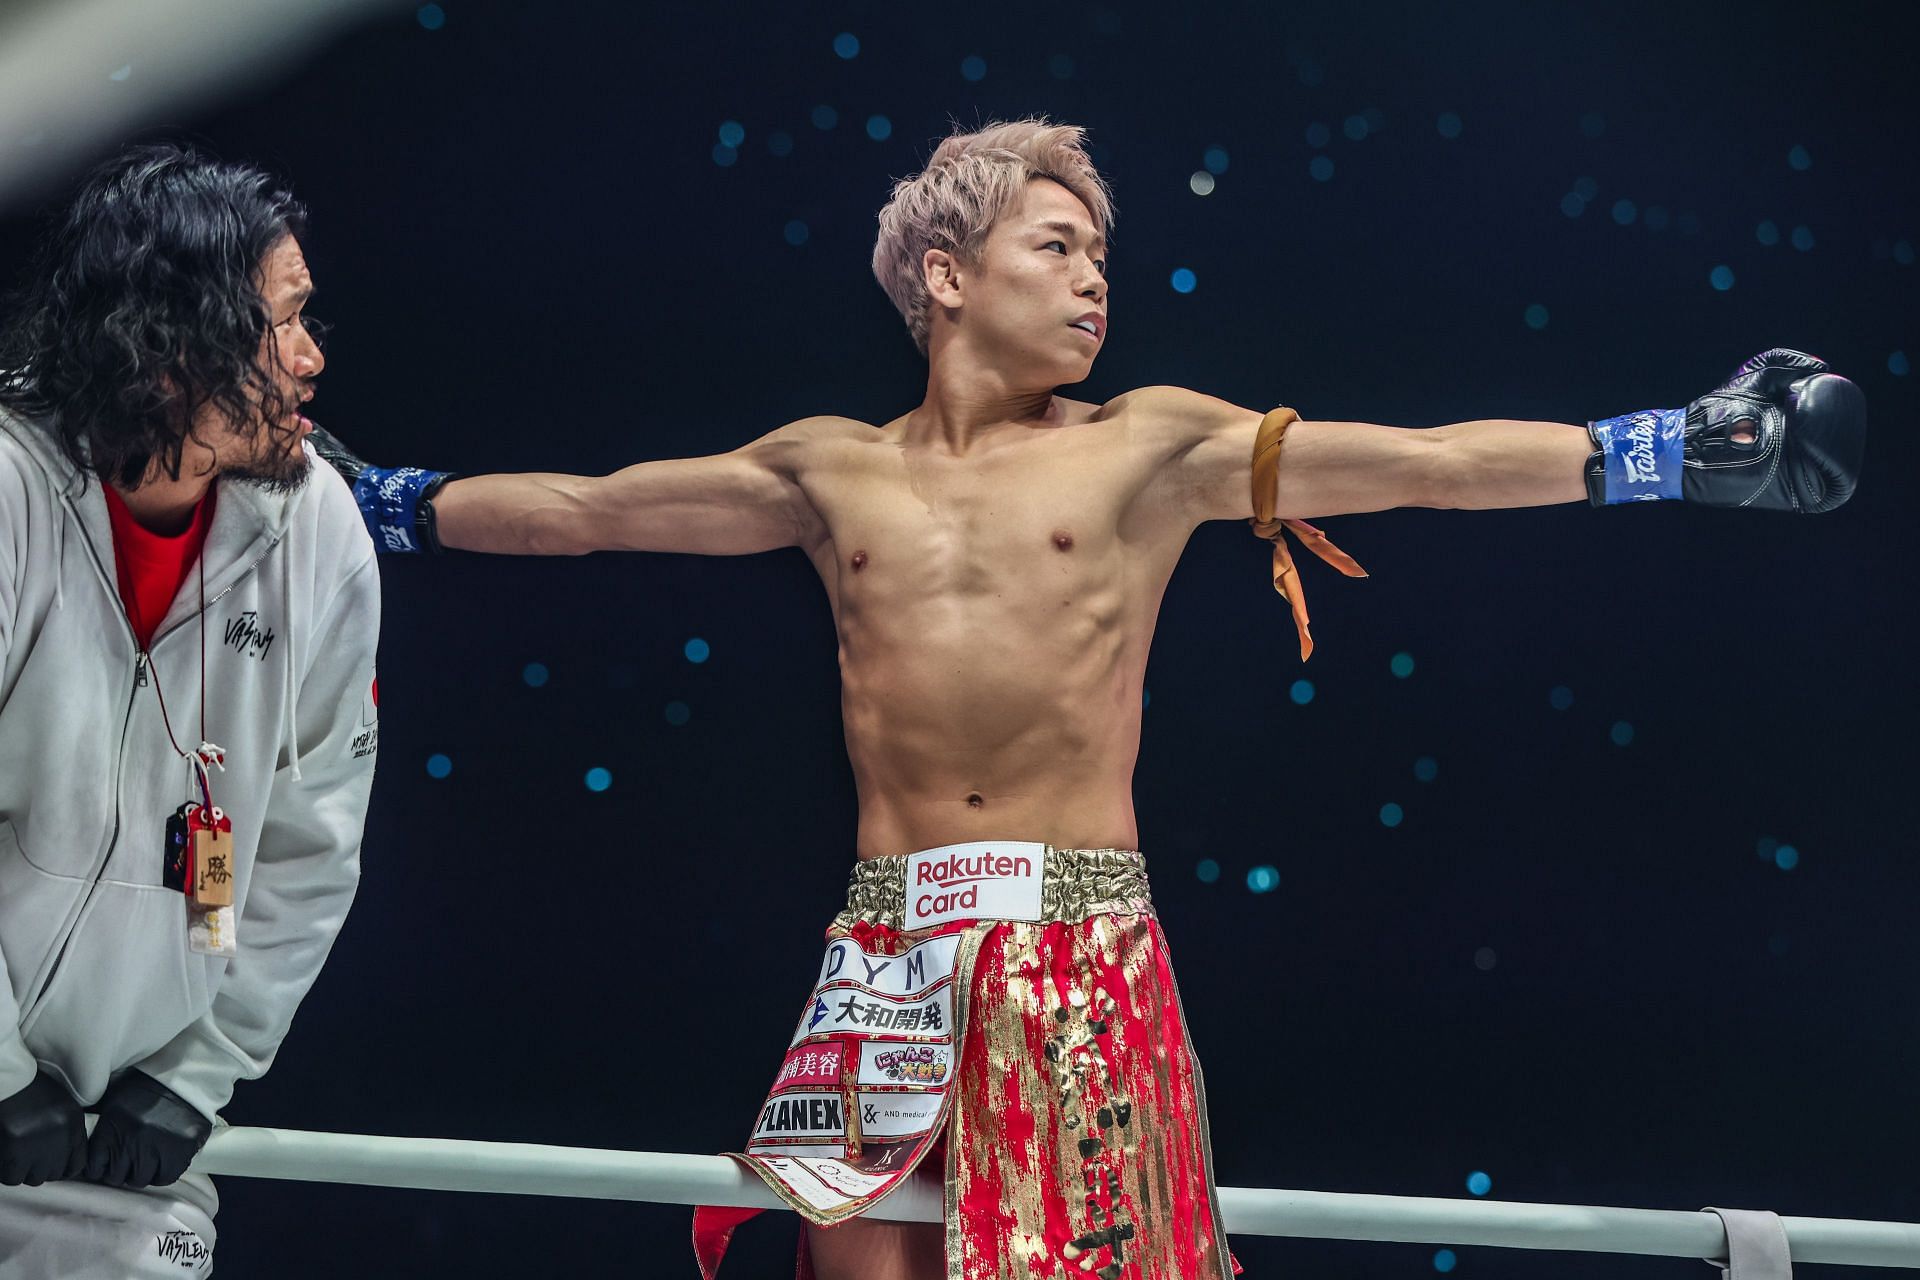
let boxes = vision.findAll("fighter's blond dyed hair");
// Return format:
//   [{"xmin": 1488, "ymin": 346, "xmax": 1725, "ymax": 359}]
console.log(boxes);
[{"xmin": 872, "ymin": 118, "xmax": 1115, "ymax": 357}]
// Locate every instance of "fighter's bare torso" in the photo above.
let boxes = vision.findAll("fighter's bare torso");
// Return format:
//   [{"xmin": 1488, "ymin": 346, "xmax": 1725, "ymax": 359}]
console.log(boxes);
[{"xmin": 783, "ymin": 389, "xmax": 1238, "ymax": 860}]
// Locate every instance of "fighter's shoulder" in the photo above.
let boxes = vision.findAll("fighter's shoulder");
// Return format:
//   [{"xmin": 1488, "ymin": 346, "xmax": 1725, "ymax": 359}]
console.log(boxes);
[
  {"xmin": 767, "ymin": 415, "xmax": 880, "ymax": 444},
  {"xmin": 1092, "ymin": 385, "xmax": 1259, "ymax": 450},
  {"xmin": 743, "ymin": 415, "xmax": 884, "ymax": 479}
]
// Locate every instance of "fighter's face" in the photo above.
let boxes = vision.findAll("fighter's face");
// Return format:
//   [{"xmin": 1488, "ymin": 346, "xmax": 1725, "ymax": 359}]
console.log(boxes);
[
  {"xmin": 965, "ymin": 178, "xmax": 1108, "ymax": 381},
  {"xmin": 194, "ymin": 235, "xmax": 323, "ymax": 492}
]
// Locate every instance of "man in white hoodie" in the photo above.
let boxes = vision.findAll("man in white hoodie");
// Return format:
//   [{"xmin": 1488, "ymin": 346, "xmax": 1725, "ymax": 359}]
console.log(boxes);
[{"xmin": 0, "ymin": 145, "xmax": 379, "ymax": 1276}]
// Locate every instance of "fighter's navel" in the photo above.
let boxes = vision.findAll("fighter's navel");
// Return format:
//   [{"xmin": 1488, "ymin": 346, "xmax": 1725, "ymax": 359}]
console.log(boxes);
[
  {"xmin": 966, "ymin": 792, "xmax": 984, "ymax": 809},
  {"xmin": 1052, "ymin": 529, "xmax": 1074, "ymax": 551},
  {"xmin": 850, "ymin": 550, "xmax": 868, "ymax": 572}
]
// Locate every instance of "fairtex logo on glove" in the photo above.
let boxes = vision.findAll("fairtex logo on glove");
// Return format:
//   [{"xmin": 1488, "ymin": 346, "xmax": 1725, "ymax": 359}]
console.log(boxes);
[
  {"xmin": 1593, "ymin": 408, "xmax": 1686, "ymax": 504},
  {"xmin": 904, "ymin": 840, "xmax": 1044, "ymax": 929}
]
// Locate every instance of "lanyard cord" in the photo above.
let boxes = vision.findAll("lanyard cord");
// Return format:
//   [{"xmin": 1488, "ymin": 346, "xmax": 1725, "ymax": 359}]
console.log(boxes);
[{"xmin": 144, "ymin": 537, "xmax": 220, "ymax": 812}]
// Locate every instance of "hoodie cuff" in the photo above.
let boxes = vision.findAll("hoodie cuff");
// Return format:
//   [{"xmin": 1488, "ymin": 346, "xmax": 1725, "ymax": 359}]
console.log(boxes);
[{"xmin": 132, "ymin": 1021, "xmax": 237, "ymax": 1124}]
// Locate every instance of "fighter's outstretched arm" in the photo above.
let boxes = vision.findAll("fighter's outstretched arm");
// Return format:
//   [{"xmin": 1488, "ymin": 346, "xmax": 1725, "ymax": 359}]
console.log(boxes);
[
  {"xmin": 1153, "ymin": 348, "xmax": 1864, "ymax": 526},
  {"xmin": 1159, "ymin": 390, "xmax": 1591, "ymax": 524},
  {"xmin": 309, "ymin": 419, "xmax": 840, "ymax": 556}
]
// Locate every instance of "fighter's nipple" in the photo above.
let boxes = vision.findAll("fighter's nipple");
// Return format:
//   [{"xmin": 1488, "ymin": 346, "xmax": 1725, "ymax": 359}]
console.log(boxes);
[
  {"xmin": 851, "ymin": 550, "xmax": 868, "ymax": 572},
  {"xmin": 1051, "ymin": 529, "xmax": 1074, "ymax": 551}
]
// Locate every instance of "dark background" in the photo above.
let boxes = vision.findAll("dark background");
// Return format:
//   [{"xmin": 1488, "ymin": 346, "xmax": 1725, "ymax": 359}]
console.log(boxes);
[{"xmin": 3, "ymin": 1, "xmax": 1915, "ymax": 1275}]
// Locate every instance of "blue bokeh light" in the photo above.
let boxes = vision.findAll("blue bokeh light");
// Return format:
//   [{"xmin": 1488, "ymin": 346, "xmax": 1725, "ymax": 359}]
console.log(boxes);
[
  {"xmin": 1610, "ymin": 720, "xmax": 1635, "ymax": 746},
  {"xmin": 711, "ymin": 143, "xmax": 738, "ymax": 168},
  {"xmin": 1434, "ymin": 1249, "xmax": 1458, "ymax": 1273},
  {"xmin": 1203, "ymin": 145, "xmax": 1230, "ymax": 175},
  {"xmin": 865, "ymin": 115, "xmax": 892, "ymax": 141},
  {"xmin": 1895, "ymin": 240, "xmax": 1916, "ymax": 266},
  {"xmin": 1549, "ymin": 685, "xmax": 1574, "ymax": 710},
  {"xmin": 1574, "ymin": 176, "xmax": 1598, "ymax": 200},
  {"xmin": 1391, "ymin": 651, "xmax": 1415, "ymax": 678},
  {"xmin": 1467, "ymin": 1171, "xmax": 1493, "ymax": 1197},
  {"xmin": 521, "ymin": 662, "xmax": 549, "ymax": 688},
  {"xmin": 1343, "ymin": 115, "xmax": 1369, "ymax": 141},
  {"xmin": 1524, "ymin": 303, "xmax": 1550, "ymax": 331},
  {"xmin": 784, "ymin": 219, "xmax": 809, "ymax": 246},
  {"xmin": 810, "ymin": 104, "xmax": 838, "ymax": 130},
  {"xmin": 1709, "ymin": 265, "xmax": 1735, "ymax": 291},
  {"xmin": 767, "ymin": 130, "xmax": 793, "ymax": 157},
  {"xmin": 1309, "ymin": 155, "xmax": 1335, "ymax": 182},
  {"xmin": 1048, "ymin": 53, "xmax": 1076, "ymax": 79},
  {"xmin": 1290, "ymin": 679, "xmax": 1315, "ymax": 706},
  {"xmin": 960, "ymin": 54, "xmax": 986, "ymax": 82},
  {"xmin": 1142, "ymin": 688, "xmax": 1151, "ymax": 708},
  {"xmin": 425, "ymin": 753, "xmax": 452, "ymax": 779},
  {"xmin": 1611, "ymin": 199, "xmax": 1637, "ymax": 225},
  {"xmin": 416, "ymin": 4, "xmax": 445, "ymax": 30},
  {"xmin": 1437, "ymin": 112, "xmax": 1462, "ymax": 139},
  {"xmin": 1775, "ymin": 844, "xmax": 1800, "ymax": 871},
  {"xmin": 1788, "ymin": 144, "xmax": 1812, "ymax": 171},
  {"xmin": 664, "ymin": 701, "xmax": 691, "ymax": 727},
  {"xmin": 1170, "ymin": 267, "xmax": 1198, "ymax": 294},
  {"xmin": 1890, "ymin": 350, "xmax": 1911, "ymax": 377},
  {"xmin": 1414, "ymin": 756, "xmax": 1439, "ymax": 782},
  {"xmin": 1756, "ymin": 836, "xmax": 1778, "ymax": 861},
  {"xmin": 1246, "ymin": 865, "xmax": 1280, "ymax": 894},
  {"xmin": 584, "ymin": 767, "xmax": 612, "ymax": 792},
  {"xmin": 684, "ymin": 637, "xmax": 711, "ymax": 663},
  {"xmin": 1791, "ymin": 225, "xmax": 1815, "ymax": 251},
  {"xmin": 1305, "ymin": 122, "xmax": 1331, "ymax": 148},
  {"xmin": 832, "ymin": 32, "xmax": 860, "ymax": 59},
  {"xmin": 1644, "ymin": 205, "xmax": 1670, "ymax": 231},
  {"xmin": 1757, "ymin": 220, "xmax": 1781, "ymax": 246},
  {"xmin": 1196, "ymin": 858, "xmax": 1221, "ymax": 884},
  {"xmin": 1380, "ymin": 803, "xmax": 1404, "ymax": 828},
  {"xmin": 1560, "ymin": 193, "xmax": 1586, "ymax": 218},
  {"xmin": 717, "ymin": 120, "xmax": 745, "ymax": 147}
]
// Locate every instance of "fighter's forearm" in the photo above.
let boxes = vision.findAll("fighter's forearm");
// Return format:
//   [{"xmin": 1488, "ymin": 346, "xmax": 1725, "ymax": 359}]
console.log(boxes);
[
  {"xmin": 1425, "ymin": 419, "xmax": 1591, "ymax": 510},
  {"xmin": 432, "ymin": 472, "xmax": 601, "ymax": 555}
]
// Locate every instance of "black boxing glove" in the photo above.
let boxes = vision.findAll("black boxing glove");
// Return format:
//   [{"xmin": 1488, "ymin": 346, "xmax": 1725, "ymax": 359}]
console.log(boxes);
[
  {"xmin": 0, "ymin": 1072, "xmax": 87, "ymax": 1186},
  {"xmin": 306, "ymin": 421, "xmax": 458, "ymax": 553},
  {"xmin": 83, "ymin": 1070, "xmax": 212, "ymax": 1188},
  {"xmin": 1585, "ymin": 348, "xmax": 1865, "ymax": 512}
]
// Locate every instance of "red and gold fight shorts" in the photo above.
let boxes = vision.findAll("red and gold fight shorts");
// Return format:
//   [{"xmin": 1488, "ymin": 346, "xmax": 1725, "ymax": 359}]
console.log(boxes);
[{"xmin": 693, "ymin": 843, "xmax": 1238, "ymax": 1279}]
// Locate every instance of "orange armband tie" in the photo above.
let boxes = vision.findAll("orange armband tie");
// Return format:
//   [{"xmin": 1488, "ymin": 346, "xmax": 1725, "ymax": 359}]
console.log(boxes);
[{"xmin": 1249, "ymin": 406, "xmax": 1369, "ymax": 661}]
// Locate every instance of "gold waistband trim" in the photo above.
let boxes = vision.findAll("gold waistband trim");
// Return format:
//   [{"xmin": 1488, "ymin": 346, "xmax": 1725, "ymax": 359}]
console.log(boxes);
[{"xmin": 831, "ymin": 846, "xmax": 1155, "ymax": 932}]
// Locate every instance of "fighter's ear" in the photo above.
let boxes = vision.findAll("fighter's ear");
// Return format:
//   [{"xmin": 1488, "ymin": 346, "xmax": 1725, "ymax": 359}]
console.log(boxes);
[{"xmin": 923, "ymin": 247, "xmax": 964, "ymax": 312}]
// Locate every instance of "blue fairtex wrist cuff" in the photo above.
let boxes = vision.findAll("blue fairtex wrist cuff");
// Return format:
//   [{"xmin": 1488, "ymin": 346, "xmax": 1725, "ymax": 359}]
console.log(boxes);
[
  {"xmin": 1589, "ymin": 408, "xmax": 1685, "ymax": 504},
  {"xmin": 351, "ymin": 465, "xmax": 448, "ymax": 553}
]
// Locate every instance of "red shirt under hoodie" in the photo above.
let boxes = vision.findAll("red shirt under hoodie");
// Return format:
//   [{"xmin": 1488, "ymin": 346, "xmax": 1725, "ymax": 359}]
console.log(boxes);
[{"xmin": 101, "ymin": 483, "xmax": 215, "ymax": 650}]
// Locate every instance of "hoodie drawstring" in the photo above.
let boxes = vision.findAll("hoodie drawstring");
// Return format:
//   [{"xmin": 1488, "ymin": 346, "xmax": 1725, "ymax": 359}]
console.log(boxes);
[{"xmin": 281, "ymin": 543, "xmax": 301, "ymax": 782}]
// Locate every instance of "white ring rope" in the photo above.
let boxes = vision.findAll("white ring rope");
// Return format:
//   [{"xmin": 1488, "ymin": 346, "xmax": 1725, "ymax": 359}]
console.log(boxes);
[{"xmin": 188, "ymin": 1126, "xmax": 1920, "ymax": 1268}]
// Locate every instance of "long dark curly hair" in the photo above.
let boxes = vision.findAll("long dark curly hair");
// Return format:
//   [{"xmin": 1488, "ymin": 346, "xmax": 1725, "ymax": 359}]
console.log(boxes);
[{"xmin": 0, "ymin": 144, "xmax": 308, "ymax": 488}]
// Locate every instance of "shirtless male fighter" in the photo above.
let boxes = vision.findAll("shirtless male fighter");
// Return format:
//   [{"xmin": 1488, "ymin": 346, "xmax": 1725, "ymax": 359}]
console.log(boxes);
[{"xmin": 315, "ymin": 119, "xmax": 1864, "ymax": 1280}]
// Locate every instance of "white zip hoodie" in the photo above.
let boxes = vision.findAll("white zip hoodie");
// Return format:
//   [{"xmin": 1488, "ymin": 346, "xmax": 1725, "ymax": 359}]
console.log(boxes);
[{"xmin": 0, "ymin": 407, "xmax": 379, "ymax": 1124}]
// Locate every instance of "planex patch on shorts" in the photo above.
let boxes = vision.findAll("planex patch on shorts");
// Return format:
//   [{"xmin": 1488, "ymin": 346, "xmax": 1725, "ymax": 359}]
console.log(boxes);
[{"xmin": 904, "ymin": 840, "xmax": 1045, "ymax": 930}]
